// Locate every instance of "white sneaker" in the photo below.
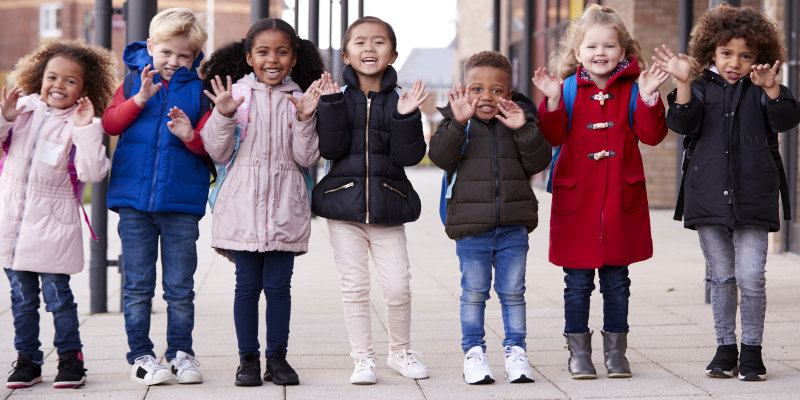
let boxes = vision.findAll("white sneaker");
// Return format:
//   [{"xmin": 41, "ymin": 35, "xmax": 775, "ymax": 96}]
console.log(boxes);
[
  {"xmin": 463, "ymin": 346, "xmax": 494, "ymax": 384},
  {"xmin": 350, "ymin": 356, "xmax": 376, "ymax": 385},
  {"xmin": 504, "ymin": 345, "xmax": 535, "ymax": 383},
  {"xmin": 387, "ymin": 349, "xmax": 429, "ymax": 379},
  {"xmin": 170, "ymin": 351, "xmax": 203, "ymax": 384},
  {"xmin": 130, "ymin": 355, "xmax": 173, "ymax": 385}
]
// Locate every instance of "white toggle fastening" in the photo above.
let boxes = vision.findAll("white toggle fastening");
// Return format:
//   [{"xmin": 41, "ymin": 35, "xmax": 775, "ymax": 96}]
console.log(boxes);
[
  {"xmin": 591, "ymin": 92, "xmax": 612, "ymax": 105},
  {"xmin": 593, "ymin": 150, "xmax": 610, "ymax": 160},
  {"xmin": 591, "ymin": 122, "xmax": 610, "ymax": 129}
]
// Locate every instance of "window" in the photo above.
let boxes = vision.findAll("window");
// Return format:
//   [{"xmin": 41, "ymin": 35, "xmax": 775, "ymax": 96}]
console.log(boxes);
[{"xmin": 40, "ymin": 3, "xmax": 63, "ymax": 38}]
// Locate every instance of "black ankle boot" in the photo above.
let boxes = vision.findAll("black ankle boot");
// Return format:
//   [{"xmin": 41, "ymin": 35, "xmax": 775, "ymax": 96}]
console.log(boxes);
[
  {"xmin": 265, "ymin": 351, "xmax": 299, "ymax": 385},
  {"xmin": 738, "ymin": 344, "xmax": 766, "ymax": 381},
  {"xmin": 235, "ymin": 352, "xmax": 262, "ymax": 386}
]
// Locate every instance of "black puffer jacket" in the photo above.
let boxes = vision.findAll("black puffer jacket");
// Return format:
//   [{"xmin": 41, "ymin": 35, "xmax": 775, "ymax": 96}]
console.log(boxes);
[
  {"xmin": 667, "ymin": 69, "xmax": 800, "ymax": 232},
  {"xmin": 311, "ymin": 65, "xmax": 426, "ymax": 225},
  {"xmin": 428, "ymin": 93, "xmax": 552, "ymax": 240}
]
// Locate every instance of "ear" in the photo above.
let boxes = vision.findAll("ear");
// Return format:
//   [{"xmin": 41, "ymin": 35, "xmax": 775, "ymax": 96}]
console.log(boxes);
[
  {"xmin": 574, "ymin": 48, "xmax": 581, "ymax": 61},
  {"xmin": 146, "ymin": 38, "xmax": 154, "ymax": 56},
  {"xmin": 507, "ymin": 89, "xmax": 514, "ymax": 100},
  {"xmin": 292, "ymin": 53, "xmax": 297, "ymax": 69},
  {"xmin": 341, "ymin": 51, "xmax": 351, "ymax": 66},
  {"xmin": 246, "ymin": 51, "xmax": 253, "ymax": 67},
  {"xmin": 389, "ymin": 51, "xmax": 398, "ymax": 65}
]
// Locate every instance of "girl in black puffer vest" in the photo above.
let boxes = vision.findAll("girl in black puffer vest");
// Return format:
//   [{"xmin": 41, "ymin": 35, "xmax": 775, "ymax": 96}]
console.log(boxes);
[{"xmin": 312, "ymin": 16, "xmax": 430, "ymax": 385}]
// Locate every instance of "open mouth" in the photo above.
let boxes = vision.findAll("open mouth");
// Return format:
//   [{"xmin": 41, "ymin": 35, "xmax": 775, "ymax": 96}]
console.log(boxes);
[
  {"xmin": 49, "ymin": 92, "xmax": 66, "ymax": 100},
  {"xmin": 362, "ymin": 57, "xmax": 378, "ymax": 65},
  {"xmin": 262, "ymin": 68, "xmax": 282, "ymax": 79},
  {"xmin": 477, "ymin": 104, "xmax": 495, "ymax": 114},
  {"xmin": 725, "ymin": 71, "xmax": 740, "ymax": 80}
]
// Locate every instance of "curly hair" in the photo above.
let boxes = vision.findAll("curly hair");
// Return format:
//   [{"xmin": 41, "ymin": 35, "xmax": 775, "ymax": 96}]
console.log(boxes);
[
  {"xmin": 548, "ymin": 4, "xmax": 644, "ymax": 81},
  {"xmin": 9, "ymin": 39, "xmax": 118, "ymax": 116},
  {"xmin": 688, "ymin": 3, "xmax": 785, "ymax": 74},
  {"xmin": 464, "ymin": 51, "xmax": 512, "ymax": 83},
  {"xmin": 200, "ymin": 18, "xmax": 324, "ymax": 92}
]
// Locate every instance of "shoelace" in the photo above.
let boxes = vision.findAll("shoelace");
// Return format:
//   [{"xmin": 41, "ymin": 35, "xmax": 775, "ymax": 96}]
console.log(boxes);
[
  {"xmin": 135, "ymin": 355, "xmax": 167, "ymax": 371},
  {"xmin": 174, "ymin": 354, "xmax": 201, "ymax": 371},
  {"xmin": 465, "ymin": 350, "xmax": 486, "ymax": 364},
  {"xmin": 506, "ymin": 349, "xmax": 529, "ymax": 369},
  {"xmin": 396, "ymin": 350, "xmax": 424, "ymax": 367},
  {"xmin": 354, "ymin": 357, "xmax": 376, "ymax": 372}
]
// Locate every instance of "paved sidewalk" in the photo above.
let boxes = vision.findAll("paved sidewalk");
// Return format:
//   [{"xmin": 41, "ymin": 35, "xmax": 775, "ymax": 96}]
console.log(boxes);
[{"xmin": 1, "ymin": 166, "xmax": 799, "ymax": 400}]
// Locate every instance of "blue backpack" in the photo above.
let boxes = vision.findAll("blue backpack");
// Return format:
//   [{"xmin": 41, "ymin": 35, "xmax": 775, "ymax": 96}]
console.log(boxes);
[
  {"xmin": 545, "ymin": 74, "xmax": 639, "ymax": 192},
  {"xmin": 437, "ymin": 120, "xmax": 470, "ymax": 225}
]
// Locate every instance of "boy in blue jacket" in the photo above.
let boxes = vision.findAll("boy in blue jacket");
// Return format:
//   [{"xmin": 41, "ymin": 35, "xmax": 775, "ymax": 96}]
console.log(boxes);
[{"xmin": 102, "ymin": 8, "xmax": 209, "ymax": 386}]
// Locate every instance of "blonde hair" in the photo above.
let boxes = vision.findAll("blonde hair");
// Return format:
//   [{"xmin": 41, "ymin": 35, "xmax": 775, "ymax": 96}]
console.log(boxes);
[
  {"xmin": 548, "ymin": 4, "xmax": 644, "ymax": 81},
  {"xmin": 149, "ymin": 8, "xmax": 208, "ymax": 56}
]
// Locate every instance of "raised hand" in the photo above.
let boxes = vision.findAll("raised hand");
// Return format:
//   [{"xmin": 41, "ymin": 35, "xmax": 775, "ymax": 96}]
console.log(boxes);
[
  {"xmin": 495, "ymin": 98, "xmax": 526, "ymax": 130},
  {"xmin": 638, "ymin": 63, "xmax": 670, "ymax": 98},
  {"xmin": 204, "ymin": 75, "xmax": 244, "ymax": 118},
  {"xmin": 1, "ymin": 86, "xmax": 23, "ymax": 122},
  {"xmin": 652, "ymin": 45, "xmax": 691, "ymax": 83},
  {"xmin": 448, "ymin": 83, "xmax": 477, "ymax": 124},
  {"xmin": 532, "ymin": 68, "xmax": 561, "ymax": 111},
  {"xmin": 166, "ymin": 106, "xmax": 194, "ymax": 141},
  {"xmin": 72, "ymin": 97, "xmax": 95, "ymax": 127},
  {"xmin": 317, "ymin": 72, "xmax": 341, "ymax": 96},
  {"xmin": 133, "ymin": 64, "xmax": 163, "ymax": 107},
  {"xmin": 288, "ymin": 78, "xmax": 324, "ymax": 122},
  {"xmin": 397, "ymin": 79, "xmax": 429, "ymax": 115},
  {"xmin": 751, "ymin": 60, "xmax": 781, "ymax": 88}
]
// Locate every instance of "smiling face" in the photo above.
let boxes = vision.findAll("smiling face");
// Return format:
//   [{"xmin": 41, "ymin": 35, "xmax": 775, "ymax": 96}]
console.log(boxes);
[
  {"xmin": 246, "ymin": 29, "xmax": 296, "ymax": 86},
  {"xmin": 465, "ymin": 66, "xmax": 513, "ymax": 121},
  {"xmin": 39, "ymin": 56, "xmax": 86, "ymax": 109},
  {"xmin": 147, "ymin": 35, "xmax": 196, "ymax": 82},
  {"xmin": 712, "ymin": 37, "xmax": 755, "ymax": 84},
  {"xmin": 342, "ymin": 22, "xmax": 398, "ymax": 82},
  {"xmin": 574, "ymin": 24, "xmax": 626, "ymax": 88}
]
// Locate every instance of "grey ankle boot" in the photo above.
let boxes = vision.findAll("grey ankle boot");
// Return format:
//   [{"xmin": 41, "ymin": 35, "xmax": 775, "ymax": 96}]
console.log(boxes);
[
  {"xmin": 564, "ymin": 331, "xmax": 597, "ymax": 379},
  {"xmin": 602, "ymin": 331, "xmax": 632, "ymax": 378}
]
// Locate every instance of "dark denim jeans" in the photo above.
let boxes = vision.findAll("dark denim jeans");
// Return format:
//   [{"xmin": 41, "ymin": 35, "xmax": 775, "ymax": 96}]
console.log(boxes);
[
  {"xmin": 563, "ymin": 265, "xmax": 630, "ymax": 333},
  {"xmin": 455, "ymin": 225, "xmax": 529, "ymax": 353},
  {"xmin": 5, "ymin": 269, "xmax": 82, "ymax": 362},
  {"xmin": 233, "ymin": 250, "xmax": 295, "ymax": 358},
  {"xmin": 118, "ymin": 207, "xmax": 200, "ymax": 364}
]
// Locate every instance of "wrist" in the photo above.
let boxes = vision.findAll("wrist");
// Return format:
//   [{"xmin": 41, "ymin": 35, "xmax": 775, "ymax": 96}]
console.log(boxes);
[{"xmin": 133, "ymin": 93, "xmax": 147, "ymax": 108}]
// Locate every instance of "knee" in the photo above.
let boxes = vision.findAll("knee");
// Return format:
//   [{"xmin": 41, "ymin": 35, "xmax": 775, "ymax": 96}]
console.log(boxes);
[
  {"xmin": 461, "ymin": 288, "xmax": 490, "ymax": 304},
  {"xmin": 341, "ymin": 288, "xmax": 370, "ymax": 303},
  {"xmin": 736, "ymin": 269, "xmax": 766, "ymax": 294},
  {"xmin": 497, "ymin": 290, "xmax": 525, "ymax": 306}
]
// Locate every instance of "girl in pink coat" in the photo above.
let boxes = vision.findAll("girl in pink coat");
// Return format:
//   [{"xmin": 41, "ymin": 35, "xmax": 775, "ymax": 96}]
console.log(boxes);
[
  {"xmin": 532, "ymin": 4, "xmax": 668, "ymax": 380},
  {"xmin": 0, "ymin": 40, "xmax": 117, "ymax": 389}
]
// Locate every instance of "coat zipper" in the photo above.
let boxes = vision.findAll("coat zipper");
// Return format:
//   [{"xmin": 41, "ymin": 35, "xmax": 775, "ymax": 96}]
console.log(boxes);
[
  {"xmin": 365, "ymin": 97, "xmax": 372, "ymax": 223},
  {"xmin": 9, "ymin": 106, "xmax": 52, "ymax": 268},
  {"xmin": 266, "ymin": 87, "xmax": 273, "ymax": 245},
  {"xmin": 490, "ymin": 125, "xmax": 501, "ymax": 226},
  {"xmin": 148, "ymin": 86, "xmax": 168, "ymax": 211},
  {"xmin": 382, "ymin": 182, "xmax": 407, "ymax": 198},
  {"xmin": 325, "ymin": 182, "xmax": 354, "ymax": 194}
]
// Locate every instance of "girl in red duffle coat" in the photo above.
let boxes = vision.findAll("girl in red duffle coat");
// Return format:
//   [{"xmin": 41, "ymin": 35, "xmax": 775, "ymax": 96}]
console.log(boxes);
[{"xmin": 532, "ymin": 4, "xmax": 668, "ymax": 380}]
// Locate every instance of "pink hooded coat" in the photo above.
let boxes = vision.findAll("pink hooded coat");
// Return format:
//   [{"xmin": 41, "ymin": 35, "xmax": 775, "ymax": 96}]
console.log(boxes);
[{"xmin": 0, "ymin": 94, "xmax": 110, "ymax": 274}]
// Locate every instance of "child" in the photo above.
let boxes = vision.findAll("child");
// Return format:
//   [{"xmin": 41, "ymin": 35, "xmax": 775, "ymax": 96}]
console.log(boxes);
[
  {"xmin": 198, "ymin": 18, "xmax": 324, "ymax": 387},
  {"xmin": 0, "ymin": 39, "xmax": 116, "ymax": 388},
  {"xmin": 101, "ymin": 8, "xmax": 209, "ymax": 385},
  {"xmin": 654, "ymin": 4, "xmax": 799, "ymax": 382},
  {"xmin": 532, "ymin": 4, "xmax": 669, "ymax": 379},
  {"xmin": 428, "ymin": 51, "xmax": 552, "ymax": 384},
  {"xmin": 311, "ymin": 16, "xmax": 429, "ymax": 385}
]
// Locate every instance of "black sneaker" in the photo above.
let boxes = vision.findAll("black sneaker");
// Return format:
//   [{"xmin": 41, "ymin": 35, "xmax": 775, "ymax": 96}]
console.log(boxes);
[
  {"xmin": 738, "ymin": 344, "xmax": 766, "ymax": 381},
  {"xmin": 54, "ymin": 350, "xmax": 86, "ymax": 388},
  {"xmin": 235, "ymin": 352, "xmax": 262, "ymax": 386},
  {"xmin": 265, "ymin": 351, "xmax": 299, "ymax": 385},
  {"xmin": 705, "ymin": 344, "xmax": 738, "ymax": 378},
  {"xmin": 7, "ymin": 354, "xmax": 42, "ymax": 388}
]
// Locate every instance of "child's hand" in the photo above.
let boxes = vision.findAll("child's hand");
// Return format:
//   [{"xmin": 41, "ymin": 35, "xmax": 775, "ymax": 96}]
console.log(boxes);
[
  {"xmin": 317, "ymin": 72, "xmax": 341, "ymax": 95},
  {"xmin": 288, "ymin": 78, "xmax": 324, "ymax": 122},
  {"xmin": 448, "ymin": 83, "xmax": 477, "ymax": 124},
  {"xmin": 396, "ymin": 79, "xmax": 429, "ymax": 115},
  {"xmin": 638, "ymin": 63, "xmax": 670, "ymax": 98},
  {"xmin": 751, "ymin": 60, "xmax": 781, "ymax": 88},
  {"xmin": 1, "ymin": 86, "xmax": 23, "ymax": 122},
  {"xmin": 166, "ymin": 106, "xmax": 194, "ymax": 141},
  {"xmin": 652, "ymin": 45, "xmax": 691, "ymax": 83},
  {"xmin": 72, "ymin": 97, "xmax": 94, "ymax": 127},
  {"xmin": 495, "ymin": 98, "xmax": 526, "ymax": 130},
  {"xmin": 204, "ymin": 75, "xmax": 244, "ymax": 118},
  {"xmin": 133, "ymin": 64, "xmax": 163, "ymax": 107},
  {"xmin": 532, "ymin": 68, "xmax": 561, "ymax": 111}
]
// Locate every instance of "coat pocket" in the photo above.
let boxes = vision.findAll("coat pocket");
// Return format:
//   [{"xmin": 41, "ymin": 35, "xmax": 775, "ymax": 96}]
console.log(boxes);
[
  {"xmin": 552, "ymin": 177, "xmax": 578, "ymax": 215},
  {"xmin": 622, "ymin": 174, "xmax": 646, "ymax": 213}
]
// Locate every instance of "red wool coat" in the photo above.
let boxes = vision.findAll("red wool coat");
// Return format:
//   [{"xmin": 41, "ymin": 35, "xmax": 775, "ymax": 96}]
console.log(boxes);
[{"xmin": 538, "ymin": 60, "xmax": 667, "ymax": 268}]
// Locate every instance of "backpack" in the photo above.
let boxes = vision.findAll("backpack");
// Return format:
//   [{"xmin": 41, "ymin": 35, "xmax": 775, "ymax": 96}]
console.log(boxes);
[
  {"xmin": 437, "ymin": 120, "xmax": 470, "ymax": 225},
  {"xmin": 545, "ymin": 74, "xmax": 639, "ymax": 192},
  {"xmin": 207, "ymin": 84, "xmax": 314, "ymax": 212},
  {"xmin": 121, "ymin": 70, "xmax": 217, "ymax": 183},
  {"xmin": 1, "ymin": 129, "xmax": 97, "ymax": 240}
]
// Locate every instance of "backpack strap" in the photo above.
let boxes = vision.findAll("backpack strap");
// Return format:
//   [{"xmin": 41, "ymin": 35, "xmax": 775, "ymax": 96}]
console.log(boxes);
[
  {"xmin": 439, "ymin": 120, "xmax": 470, "ymax": 225},
  {"xmin": 68, "ymin": 146, "xmax": 97, "ymax": 240},
  {"xmin": 760, "ymin": 92, "xmax": 792, "ymax": 220}
]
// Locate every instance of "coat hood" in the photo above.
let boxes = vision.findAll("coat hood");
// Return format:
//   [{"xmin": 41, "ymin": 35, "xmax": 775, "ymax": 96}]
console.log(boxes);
[
  {"xmin": 576, "ymin": 56, "xmax": 641, "ymax": 88},
  {"xmin": 342, "ymin": 64, "xmax": 399, "ymax": 94},
  {"xmin": 236, "ymin": 72, "xmax": 301, "ymax": 94},
  {"xmin": 122, "ymin": 41, "xmax": 204, "ymax": 79}
]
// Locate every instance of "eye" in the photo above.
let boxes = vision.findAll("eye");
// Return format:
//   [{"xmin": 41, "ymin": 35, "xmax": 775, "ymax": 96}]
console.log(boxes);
[
  {"xmin": 721, "ymin": 51, "xmax": 730, "ymax": 56},
  {"xmin": 278, "ymin": 50, "xmax": 289, "ymax": 56},
  {"xmin": 355, "ymin": 41, "xmax": 364, "ymax": 45},
  {"xmin": 743, "ymin": 54, "xmax": 752, "ymax": 60},
  {"xmin": 375, "ymin": 40, "xmax": 384, "ymax": 45},
  {"xmin": 492, "ymin": 89, "xmax": 503, "ymax": 94},
  {"xmin": 471, "ymin": 87, "xmax": 481, "ymax": 93}
]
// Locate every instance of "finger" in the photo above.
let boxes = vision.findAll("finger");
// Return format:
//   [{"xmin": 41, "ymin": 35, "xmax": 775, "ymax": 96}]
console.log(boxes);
[
  {"xmin": 469, "ymin": 98, "xmax": 478, "ymax": 112},
  {"xmin": 417, "ymin": 92, "xmax": 430, "ymax": 105},
  {"xmin": 772, "ymin": 60, "xmax": 782, "ymax": 72},
  {"xmin": 226, "ymin": 75, "xmax": 233, "ymax": 91},
  {"xmin": 285, "ymin": 94, "xmax": 299, "ymax": 105},
  {"xmin": 203, "ymin": 89, "xmax": 217, "ymax": 102},
  {"xmin": 662, "ymin": 44, "xmax": 675, "ymax": 58}
]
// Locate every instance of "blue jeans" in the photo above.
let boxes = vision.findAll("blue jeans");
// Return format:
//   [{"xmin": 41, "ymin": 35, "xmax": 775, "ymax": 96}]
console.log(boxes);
[
  {"xmin": 697, "ymin": 225, "xmax": 768, "ymax": 346},
  {"xmin": 455, "ymin": 225, "xmax": 529, "ymax": 353},
  {"xmin": 5, "ymin": 269, "xmax": 82, "ymax": 362},
  {"xmin": 563, "ymin": 265, "xmax": 630, "ymax": 333},
  {"xmin": 118, "ymin": 207, "xmax": 200, "ymax": 364},
  {"xmin": 233, "ymin": 251, "xmax": 295, "ymax": 358}
]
